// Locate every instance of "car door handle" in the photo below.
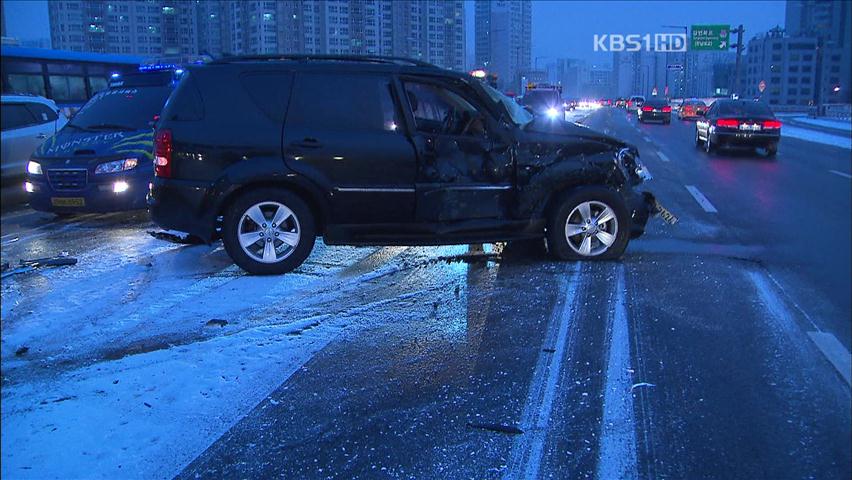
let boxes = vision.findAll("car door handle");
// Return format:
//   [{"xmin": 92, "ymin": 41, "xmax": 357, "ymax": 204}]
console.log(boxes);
[
  {"xmin": 290, "ymin": 138, "xmax": 322, "ymax": 149},
  {"xmin": 36, "ymin": 133, "xmax": 47, "ymax": 139}
]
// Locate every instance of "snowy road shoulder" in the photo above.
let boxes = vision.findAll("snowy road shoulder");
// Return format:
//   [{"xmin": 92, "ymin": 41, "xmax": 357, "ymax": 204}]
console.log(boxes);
[{"xmin": 782, "ymin": 125, "xmax": 852, "ymax": 150}]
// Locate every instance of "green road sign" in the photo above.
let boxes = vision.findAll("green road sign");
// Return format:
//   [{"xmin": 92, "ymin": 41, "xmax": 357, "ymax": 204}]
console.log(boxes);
[{"xmin": 691, "ymin": 24, "xmax": 731, "ymax": 50}]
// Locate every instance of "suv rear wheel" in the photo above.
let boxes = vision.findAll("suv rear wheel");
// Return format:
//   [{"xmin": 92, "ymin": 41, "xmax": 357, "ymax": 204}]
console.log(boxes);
[
  {"xmin": 546, "ymin": 187, "xmax": 630, "ymax": 261},
  {"xmin": 222, "ymin": 188, "xmax": 316, "ymax": 275}
]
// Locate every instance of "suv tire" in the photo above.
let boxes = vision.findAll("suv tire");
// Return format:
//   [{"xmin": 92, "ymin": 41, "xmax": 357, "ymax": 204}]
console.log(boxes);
[
  {"xmin": 546, "ymin": 187, "xmax": 630, "ymax": 261},
  {"xmin": 222, "ymin": 188, "xmax": 316, "ymax": 275}
]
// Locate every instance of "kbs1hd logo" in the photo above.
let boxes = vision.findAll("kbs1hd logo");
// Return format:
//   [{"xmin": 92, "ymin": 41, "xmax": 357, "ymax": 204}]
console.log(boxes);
[{"xmin": 594, "ymin": 33, "xmax": 687, "ymax": 52}]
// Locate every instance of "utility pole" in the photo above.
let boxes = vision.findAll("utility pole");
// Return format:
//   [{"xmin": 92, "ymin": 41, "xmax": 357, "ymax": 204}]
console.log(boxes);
[{"xmin": 732, "ymin": 25, "xmax": 745, "ymax": 97}]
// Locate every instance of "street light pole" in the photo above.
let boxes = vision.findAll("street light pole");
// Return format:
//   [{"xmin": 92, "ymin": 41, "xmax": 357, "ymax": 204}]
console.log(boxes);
[{"xmin": 663, "ymin": 25, "xmax": 688, "ymax": 98}]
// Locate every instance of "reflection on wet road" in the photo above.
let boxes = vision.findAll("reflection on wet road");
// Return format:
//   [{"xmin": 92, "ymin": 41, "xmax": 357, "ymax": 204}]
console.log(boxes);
[{"xmin": 2, "ymin": 107, "xmax": 850, "ymax": 479}]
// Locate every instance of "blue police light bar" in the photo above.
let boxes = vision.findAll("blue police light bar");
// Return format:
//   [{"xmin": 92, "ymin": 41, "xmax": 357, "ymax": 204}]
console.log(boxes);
[{"xmin": 138, "ymin": 63, "xmax": 180, "ymax": 72}]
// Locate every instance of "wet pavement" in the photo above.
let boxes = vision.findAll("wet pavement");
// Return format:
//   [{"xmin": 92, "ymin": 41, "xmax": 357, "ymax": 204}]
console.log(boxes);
[{"xmin": 2, "ymin": 107, "xmax": 850, "ymax": 479}]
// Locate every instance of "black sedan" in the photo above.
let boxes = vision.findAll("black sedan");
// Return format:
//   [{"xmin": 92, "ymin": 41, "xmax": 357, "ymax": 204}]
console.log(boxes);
[
  {"xmin": 695, "ymin": 100, "xmax": 781, "ymax": 156},
  {"xmin": 638, "ymin": 98, "xmax": 671, "ymax": 124}
]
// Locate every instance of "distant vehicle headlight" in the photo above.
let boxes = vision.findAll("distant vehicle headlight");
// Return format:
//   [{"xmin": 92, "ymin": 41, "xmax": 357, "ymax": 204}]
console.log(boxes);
[
  {"xmin": 95, "ymin": 158, "xmax": 138, "ymax": 175},
  {"xmin": 27, "ymin": 161, "xmax": 43, "ymax": 175},
  {"xmin": 546, "ymin": 107, "xmax": 559, "ymax": 118}
]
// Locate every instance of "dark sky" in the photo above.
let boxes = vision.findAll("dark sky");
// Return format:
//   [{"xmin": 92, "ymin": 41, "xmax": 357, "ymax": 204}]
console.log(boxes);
[{"xmin": 5, "ymin": 0, "xmax": 785, "ymax": 66}]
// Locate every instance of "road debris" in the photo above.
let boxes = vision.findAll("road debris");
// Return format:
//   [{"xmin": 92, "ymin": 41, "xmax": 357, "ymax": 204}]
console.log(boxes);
[
  {"xmin": 206, "ymin": 319, "xmax": 228, "ymax": 327},
  {"xmin": 467, "ymin": 422, "xmax": 525, "ymax": 435},
  {"xmin": 1, "ymin": 256, "xmax": 78, "ymax": 279},
  {"xmin": 15, "ymin": 346, "xmax": 29, "ymax": 356},
  {"xmin": 631, "ymin": 382, "xmax": 656, "ymax": 391},
  {"xmin": 147, "ymin": 230, "xmax": 202, "ymax": 244}
]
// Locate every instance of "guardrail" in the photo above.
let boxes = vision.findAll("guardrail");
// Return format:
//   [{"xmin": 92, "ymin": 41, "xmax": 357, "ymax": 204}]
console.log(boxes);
[{"xmin": 819, "ymin": 104, "xmax": 852, "ymax": 120}]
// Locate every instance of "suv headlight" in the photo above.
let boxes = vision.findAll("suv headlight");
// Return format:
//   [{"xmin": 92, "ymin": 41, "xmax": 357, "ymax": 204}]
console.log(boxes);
[
  {"xmin": 95, "ymin": 158, "xmax": 138, "ymax": 175},
  {"xmin": 616, "ymin": 148, "xmax": 652, "ymax": 181},
  {"xmin": 27, "ymin": 161, "xmax": 43, "ymax": 175}
]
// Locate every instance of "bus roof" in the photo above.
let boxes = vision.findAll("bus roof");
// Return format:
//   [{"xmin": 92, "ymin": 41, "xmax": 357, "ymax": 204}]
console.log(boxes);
[{"xmin": 0, "ymin": 46, "xmax": 144, "ymax": 65}]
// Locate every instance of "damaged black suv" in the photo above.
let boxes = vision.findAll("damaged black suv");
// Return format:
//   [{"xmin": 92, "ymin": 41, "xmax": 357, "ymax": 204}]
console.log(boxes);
[{"xmin": 149, "ymin": 55, "xmax": 656, "ymax": 274}]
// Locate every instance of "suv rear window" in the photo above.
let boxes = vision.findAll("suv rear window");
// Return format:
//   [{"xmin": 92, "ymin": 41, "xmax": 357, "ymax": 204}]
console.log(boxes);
[
  {"xmin": 1, "ymin": 103, "xmax": 37, "ymax": 131},
  {"xmin": 241, "ymin": 72, "xmax": 294, "ymax": 123},
  {"xmin": 69, "ymin": 85, "xmax": 172, "ymax": 131},
  {"xmin": 287, "ymin": 73, "xmax": 399, "ymax": 132}
]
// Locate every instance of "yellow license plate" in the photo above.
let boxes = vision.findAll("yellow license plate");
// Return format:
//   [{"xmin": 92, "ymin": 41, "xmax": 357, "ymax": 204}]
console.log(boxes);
[{"xmin": 51, "ymin": 197, "xmax": 85, "ymax": 207}]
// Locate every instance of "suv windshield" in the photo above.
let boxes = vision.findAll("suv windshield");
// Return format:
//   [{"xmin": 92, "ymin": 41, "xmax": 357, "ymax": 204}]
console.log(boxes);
[
  {"xmin": 521, "ymin": 90, "xmax": 560, "ymax": 109},
  {"xmin": 481, "ymin": 83, "xmax": 534, "ymax": 128},
  {"xmin": 716, "ymin": 101, "xmax": 774, "ymax": 117},
  {"xmin": 68, "ymin": 85, "xmax": 172, "ymax": 131}
]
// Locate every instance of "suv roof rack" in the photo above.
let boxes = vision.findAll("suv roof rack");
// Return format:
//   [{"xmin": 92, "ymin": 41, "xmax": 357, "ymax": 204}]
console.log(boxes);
[{"xmin": 208, "ymin": 54, "xmax": 438, "ymax": 68}]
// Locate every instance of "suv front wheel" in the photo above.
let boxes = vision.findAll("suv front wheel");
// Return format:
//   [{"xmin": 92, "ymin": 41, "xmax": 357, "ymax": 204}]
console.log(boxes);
[
  {"xmin": 546, "ymin": 187, "xmax": 630, "ymax": 261},
  {"xmin": 222, "ymin": 188, "xmax": 316, "ymax": 275}
]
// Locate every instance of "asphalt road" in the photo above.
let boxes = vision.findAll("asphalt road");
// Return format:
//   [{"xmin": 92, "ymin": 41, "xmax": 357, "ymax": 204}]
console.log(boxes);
[{"xmin": 1, "ymin": 108, "xmax": 849, "ymax": 479}]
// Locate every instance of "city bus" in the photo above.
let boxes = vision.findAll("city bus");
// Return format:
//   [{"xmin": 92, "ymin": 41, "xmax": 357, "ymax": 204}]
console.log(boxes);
[{"xmin": 1, "ymin": 46, "xmax": 143, "ymax": 116}]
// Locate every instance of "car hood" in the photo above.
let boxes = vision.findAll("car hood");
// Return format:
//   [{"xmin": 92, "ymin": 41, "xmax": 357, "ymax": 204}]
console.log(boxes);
[
  {"xmin": 34, "ymin": 129, "xmax": 154, "ymax": 163},
  {"xmin": 519, "ymin": 117, "xmax": 632, "ymax": 151}
]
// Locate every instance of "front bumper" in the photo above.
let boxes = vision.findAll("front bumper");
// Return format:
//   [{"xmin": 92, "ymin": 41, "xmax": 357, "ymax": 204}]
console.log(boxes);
[
  {"xmin": 25, "ymin": 169, "xmax": 151, "ymax": 213},
  {"xmin": 625, "ymin": 189, "xmax": 656, "ymax": 239}
]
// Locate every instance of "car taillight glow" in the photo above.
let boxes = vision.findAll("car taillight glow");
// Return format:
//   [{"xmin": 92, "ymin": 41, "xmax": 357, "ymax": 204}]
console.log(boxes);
[
  {"xmin": 154, "ymin": 129, "xmax": 172, "ymax": 178},
  {"xmin": 762, "ymin": 120, "xmax": 782, "ymax": 129},
  {"xmin": 716, "ymin": 118, "xmax": 740, "ymax": 128},
  {"xmin": 641, "ymin": 106, "xmax": 653, "ymax": 112},
  {"xmin": 662, "ymin": 106, "xmax": 672, "ymax": 113}
]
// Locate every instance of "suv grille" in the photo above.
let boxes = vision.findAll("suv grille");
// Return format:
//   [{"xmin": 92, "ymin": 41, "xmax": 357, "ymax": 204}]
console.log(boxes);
[{"xmin": 47, "ymin": 169, "xmax": 88, "ymax": 191}]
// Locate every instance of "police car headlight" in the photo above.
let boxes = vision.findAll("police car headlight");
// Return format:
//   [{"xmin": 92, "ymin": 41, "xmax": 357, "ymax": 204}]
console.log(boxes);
[
  {"xmin": 95, "ymin": 158, "xmax": 139, "ymax": 174},
  {"xmin": 27, "ymin": 161, "xmax": 43, "ymax": 175},
  {"xmin": 546, "ymin": 107, "xmax": 559, "ymax": 118}
]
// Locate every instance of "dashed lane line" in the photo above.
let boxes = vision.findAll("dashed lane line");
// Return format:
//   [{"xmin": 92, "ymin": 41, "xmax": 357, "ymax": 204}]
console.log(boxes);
[
  {"xmin": 749, "ymin": 270, "xmax": 852, "ymax": 388},
  {"xmin": 657, "ymin": 151, "xmax": 671, "ymax": 162},
  {"xmin": 595, "ymin": 264, "xmax": 639, "ymax": 480},
  {"xmin": 829, "ymin": 170, "xmax": 851, "ymax": 179},
  {"xmin": 684, "ymin": 185, "xmax": 718, "ymax": 213},
  {"xmin": 505, "ymin": 262, "xmax": 584, "ymax": 479}
]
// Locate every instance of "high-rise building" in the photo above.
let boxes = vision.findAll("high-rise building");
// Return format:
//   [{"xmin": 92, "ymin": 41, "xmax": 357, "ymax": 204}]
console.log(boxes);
[
  {"xmin": 744, "ymin": 27, "xmax": 818, "ymax": 106},
  {"xmin": 784, "ymin": 0, "xmax": 850, "ymax": 102},
  {"xmin": 48, "ymin": 1, "xmax": 199, "ymax": 56},
  {"xmin": 474, "ymin": 0, "xmax": 531, "ymax": 91},
  {"xmin": 48, "ymin": 1, "xmax": 465, "ymax": 71}
]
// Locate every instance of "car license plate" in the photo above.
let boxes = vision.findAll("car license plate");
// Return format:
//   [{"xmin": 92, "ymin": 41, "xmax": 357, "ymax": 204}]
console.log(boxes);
[
  {"xmin": 740, "ymin": 123, "xmax": 761, "ymax": 131},
  {"xmin": 51, "ymin": 197, "xmax": 85, "ymax": 207}
]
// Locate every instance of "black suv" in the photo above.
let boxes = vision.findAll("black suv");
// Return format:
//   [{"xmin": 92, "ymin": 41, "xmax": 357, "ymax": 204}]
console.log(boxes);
[{"xmin": 149, "ymin": 55, "xmax": 656, "ymax": 274}]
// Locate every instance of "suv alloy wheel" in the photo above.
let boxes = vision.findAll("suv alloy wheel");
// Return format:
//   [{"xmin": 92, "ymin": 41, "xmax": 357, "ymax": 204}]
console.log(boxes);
[
  {"xmin": 222, "ymin": 188, "xmax": 316, "ymax": 274},
  {"xmin": 546, "ymin": 187, "xmax": 630, "ymax": 260}
]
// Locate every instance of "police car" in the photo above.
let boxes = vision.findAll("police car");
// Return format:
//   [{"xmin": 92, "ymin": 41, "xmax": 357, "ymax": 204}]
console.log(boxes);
[{"xmin": 24, "ymin": 64, "xmax": 181, "ymax": 214}]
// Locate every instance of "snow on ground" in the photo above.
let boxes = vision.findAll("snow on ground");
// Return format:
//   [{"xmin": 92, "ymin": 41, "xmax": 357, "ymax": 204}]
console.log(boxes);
[
  {"xmin": 1, "ymin": 213, "xmax": 482, "ymax": 479},
  {"xmin": 793, "ymin": 117, "xmax": 852, "ymax": 132},
  {"xmin": 782, "ymin": 125, "xmax": 852, "ymax": 150}
]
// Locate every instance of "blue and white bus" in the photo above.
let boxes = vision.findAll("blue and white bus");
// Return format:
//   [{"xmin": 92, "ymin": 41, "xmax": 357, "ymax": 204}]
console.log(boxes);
[{"xmin": 1, "ymin": 46, "xmax": 143, "ymax": 116}]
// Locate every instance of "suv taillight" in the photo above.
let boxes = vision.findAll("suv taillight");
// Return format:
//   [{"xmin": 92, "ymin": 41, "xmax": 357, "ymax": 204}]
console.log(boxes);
[
  {"xmin": 641, "ymin": 106, "xmax": 653, "ymax": 112},
  {"xmin": 762, "ymin": 120, "xmax": 782, "ymax": 129},
  {"xmin": 716, "ymin": 118, "xmax": 739, "ymax": 128},
  {"xmin": 662, "ymin": 106, "xmax": 672, "ymax": 113},
  {"xmin": 154, "ymin": 129, "xmax": 172, "ymax": 178}
]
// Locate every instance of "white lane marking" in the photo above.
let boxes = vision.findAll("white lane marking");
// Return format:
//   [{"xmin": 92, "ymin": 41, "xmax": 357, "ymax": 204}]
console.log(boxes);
[
  {"xmin": 829, "ymin": 169, "xmax": 852, "ymax": 179},
  {"xmin": 505, "ymin": 262, "xmax": 583, "ymax": 479},
  {"xmin": 807, "ymin": 332, "xmax": 852, "ymax": 386},
  {"xmin": 684, "ymin": 185, "xmax": 718, "ymax": 213},
  {"xmin": 596, "ymin": 264, "xmax": 639, "ymax": 480},
  {"xmin": 749, "ymin": 270, "xmax": 851, "ymax": 388},
  {"xmin": 657, "ymin": 151, "xmax": 670, "ymax": 162}
]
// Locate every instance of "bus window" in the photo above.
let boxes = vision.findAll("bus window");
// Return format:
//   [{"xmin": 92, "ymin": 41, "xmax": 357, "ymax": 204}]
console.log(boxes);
[
  {"xmin": 49, "ymin": 76, "xmax": 87, "ymax": 103},
  {"xmin": 7, "ymin": 74, "xmax": 46, "ymax": 96},
  {"xmin": 88, "ymin": 76, "xmax": 109, "ymax": 94}
]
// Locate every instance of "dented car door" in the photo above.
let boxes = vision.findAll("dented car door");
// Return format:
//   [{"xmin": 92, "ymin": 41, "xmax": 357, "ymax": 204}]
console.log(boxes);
[{"xmin": 399, "ymin": 78, "xmax": 513, "ymax": 223}]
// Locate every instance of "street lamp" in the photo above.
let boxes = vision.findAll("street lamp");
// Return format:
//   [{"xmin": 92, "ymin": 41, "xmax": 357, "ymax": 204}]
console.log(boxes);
[{"xmin": 662, "ymin": 24, "xmax": 688, "ymax": 98}]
